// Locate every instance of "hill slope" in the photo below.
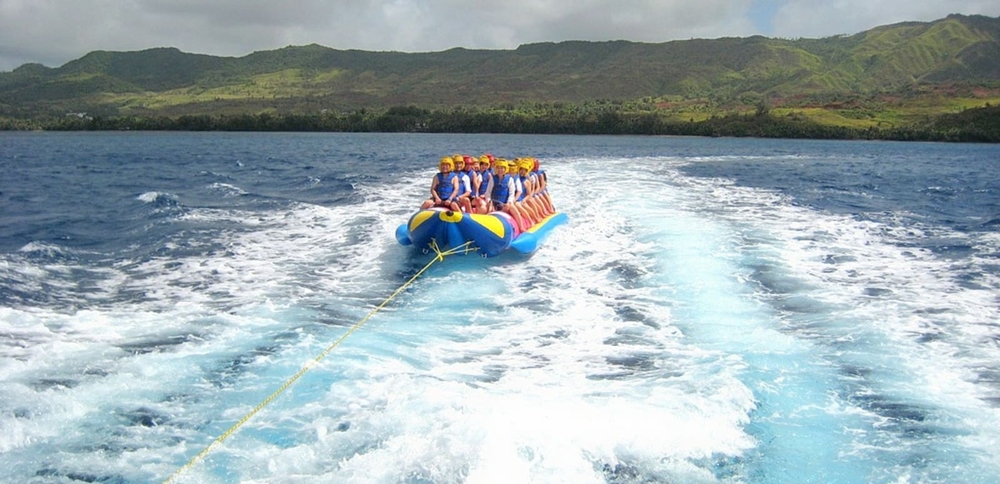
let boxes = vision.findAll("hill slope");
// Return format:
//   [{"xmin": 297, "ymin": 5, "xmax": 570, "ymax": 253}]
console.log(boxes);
[{"xmin": 1, "ymin": 14, "xmax": 998, "ymax": 124}]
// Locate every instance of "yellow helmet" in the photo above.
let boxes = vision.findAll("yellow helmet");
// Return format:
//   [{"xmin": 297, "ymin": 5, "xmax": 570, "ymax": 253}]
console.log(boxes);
[
  {"xmin": 478, "ymin": 155, "xmax": 489, "ymax": 164},
  {"xmin": 439, "ymin": 156, "xmax": 454, "ymax": 168},
  {"xmin": 495, "ymin": 161, "xmax": 509, "ymax": 170}
]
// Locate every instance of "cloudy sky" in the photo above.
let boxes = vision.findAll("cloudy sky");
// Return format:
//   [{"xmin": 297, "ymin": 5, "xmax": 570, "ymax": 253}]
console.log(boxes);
[{"xmin": 1, "ymin": 0, "xmax": 998, "ymax": 72}]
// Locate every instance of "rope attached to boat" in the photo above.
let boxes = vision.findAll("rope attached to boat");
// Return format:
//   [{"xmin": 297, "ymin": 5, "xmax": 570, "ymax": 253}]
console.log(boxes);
[{"xmin": 164, "ymin": 240, "xmax": 475, "ymax": 483}]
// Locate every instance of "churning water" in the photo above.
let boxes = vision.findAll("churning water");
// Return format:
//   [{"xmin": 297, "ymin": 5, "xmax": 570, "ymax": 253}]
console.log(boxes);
[{"xmin": 1, "ymin": 132, "xmax": 999, "ymax": 483}]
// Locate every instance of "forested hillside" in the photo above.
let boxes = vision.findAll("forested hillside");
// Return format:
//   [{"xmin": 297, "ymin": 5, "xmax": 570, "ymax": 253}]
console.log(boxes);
[{"xmin": 1, "ymin": 13, "xmax": 998, "ymax": 140}]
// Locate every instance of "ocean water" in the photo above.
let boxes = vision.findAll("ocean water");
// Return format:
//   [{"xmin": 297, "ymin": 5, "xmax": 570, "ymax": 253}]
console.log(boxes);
[{"xmin": 1, "ymin": 131, "xmax": 999, "ymax": 483}]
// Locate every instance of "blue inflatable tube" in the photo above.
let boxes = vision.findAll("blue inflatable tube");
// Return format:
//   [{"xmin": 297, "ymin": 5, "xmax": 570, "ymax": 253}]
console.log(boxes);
[{"xmin": 396, "ymin": 209, "xmax": 568, "ymax": 257}]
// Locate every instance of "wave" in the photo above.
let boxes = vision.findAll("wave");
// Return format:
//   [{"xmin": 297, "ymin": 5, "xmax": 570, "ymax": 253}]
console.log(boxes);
[
  {"xmin": 981, "ymin": 216, "xmax": 1000, "ymax": 227},
  {"xmin": 136, "ymin": 191, "xmax": 181, "ymax": 209},
  {"xmin": 17, "ymin": 241, "xmax": 70, "ymax": 258},
  {"xmin": 207, "ymin": 182, "xmax": 247, "ymax": 197}
]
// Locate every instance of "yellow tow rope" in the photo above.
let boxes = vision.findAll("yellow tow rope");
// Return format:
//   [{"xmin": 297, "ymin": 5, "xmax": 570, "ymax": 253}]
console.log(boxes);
[{"xmin": 164, "ymin": 240, "xmax": 475, "ymax": 483}]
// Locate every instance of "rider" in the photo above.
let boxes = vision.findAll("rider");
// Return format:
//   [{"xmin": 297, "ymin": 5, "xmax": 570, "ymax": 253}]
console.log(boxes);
[
  {"xmin": 533, "ymin": 158, "xmax": 555, "ymax": 214},
  {"xmin": 492, "ymin": 160, "xmax": 530, "ymax": 231},
  {"xmin": 523, "ymin": 157, "xmax": 551, "ymax": 217},
  {"xmin": 475, "ymin": 155, "xmax": 494, "ymax": 213},
  {"xmin": 513, "ymin": 159, "xmax": 541, "ymax": 225},
  {"xmin": 420, "ymin": 156, "xmax": 460, "ymax": 211},
  {"xmin": 452, "ymin": 155, "xmax": 473, "ymax": 213},
  {"xmin": 462, "ymin": 155, "xmax": 481, "ymax": 213}
]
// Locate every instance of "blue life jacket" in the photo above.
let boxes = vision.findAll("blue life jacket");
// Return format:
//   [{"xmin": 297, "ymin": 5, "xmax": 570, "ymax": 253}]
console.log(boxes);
[
  {"xmin": 465, "ymin": 168, "xmax": 478, "ymax": 196},
  {"xmin": 435, "ymin": 172, "xmax": 456, "ymax": 199},
  {"xmin": 455, "ymin": 171, "xmax": 471, "ymax": 197},
  {"xmin": 492, "ymin": 173, "xmax": 511, "ymax": 203},
  {"xmin": 517, "ymin": 174, "xmax": 528, "ymax": 201},
  {"xmin": 478, "ymin": 169, "xmax": 493, "ymax": 196}
]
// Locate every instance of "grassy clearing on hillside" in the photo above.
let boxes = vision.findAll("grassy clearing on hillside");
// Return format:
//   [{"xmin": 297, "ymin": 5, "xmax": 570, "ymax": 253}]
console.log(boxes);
[{"xmin": 93, "ymin": 68, "xmax": 354, "ymax": 112}]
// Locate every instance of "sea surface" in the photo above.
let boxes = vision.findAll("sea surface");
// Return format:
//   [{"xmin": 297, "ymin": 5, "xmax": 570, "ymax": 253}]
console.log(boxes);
[{"xmin": 1, "ymin": 132, "xmax": 999, "ymax": 483}]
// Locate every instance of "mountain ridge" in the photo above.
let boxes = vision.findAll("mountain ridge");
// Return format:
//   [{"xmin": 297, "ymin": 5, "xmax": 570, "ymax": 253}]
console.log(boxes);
[{"xmin": 1, "ymin": 13, "xmax": 999, "ymax": 127}]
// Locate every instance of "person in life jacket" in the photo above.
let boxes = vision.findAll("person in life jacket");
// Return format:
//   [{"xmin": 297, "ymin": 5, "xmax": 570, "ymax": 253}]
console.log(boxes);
[
  {"xmin": 420, "ymin": 156, "xmax": 460, "ymax": 211},
  {"xmin": 462, "ymin": 155, "xmax": 482, "ymax": 213},
  {"xmin": 532, "ymin": 158, "xmax": 555, "ymax": 214},
  {"xmin": 452, "ymin": 155, "xmax": 474, "ymax": 213},
  {"xmin": 518, "ymin": 158, "xmax": 545, "ymax": 218},
  {"xmin": 491, "ymin": 160, "xmax": 531, "ymax": 231},
  {"xmin": 523, "ymin": 157, "xmax": 551, "ymax": 217},
  {"xmin": 513, "ymin": 159, "xmax": 541, "ymax": 225},
  {"xmin": 474, "ymin": 155, "xmax": 494, "ymax": 214}
]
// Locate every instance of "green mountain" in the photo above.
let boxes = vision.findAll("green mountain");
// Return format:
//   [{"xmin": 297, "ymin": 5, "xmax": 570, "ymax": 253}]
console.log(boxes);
[{"xmin": 2, "ymin": 13, "xmax": 999, "ymax": 125}]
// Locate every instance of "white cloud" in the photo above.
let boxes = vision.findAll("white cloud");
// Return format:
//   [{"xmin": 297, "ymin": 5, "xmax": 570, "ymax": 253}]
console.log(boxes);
[
  {"xmin": 771, "ymin": 0, "xmax": 1000, "ymax": 39},
  {"xmin": 0, "ymin": 0, "xmax": 997, "ymax": 71}
]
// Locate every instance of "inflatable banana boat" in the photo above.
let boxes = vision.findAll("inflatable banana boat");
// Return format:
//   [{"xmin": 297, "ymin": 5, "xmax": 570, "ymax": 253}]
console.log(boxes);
[{"xmin": 395, "ymin": 209, "xmax": 568, "ymax": 257}]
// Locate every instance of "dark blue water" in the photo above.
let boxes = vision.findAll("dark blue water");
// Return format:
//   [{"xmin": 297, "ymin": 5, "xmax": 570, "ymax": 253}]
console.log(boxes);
[
  {"xmin": 679, "ymin": 140, "xmax": 1000, "ymax": 232},
  {"xmin": 1, "ymin": 132, "xmax": 999, "ymax": 483}
]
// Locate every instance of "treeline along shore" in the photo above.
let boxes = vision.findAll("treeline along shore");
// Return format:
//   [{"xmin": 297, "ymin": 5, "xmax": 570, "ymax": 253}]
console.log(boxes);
[{"xmin": 8, "ymin": 104, "xmax": 998, "ymax": 143}]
